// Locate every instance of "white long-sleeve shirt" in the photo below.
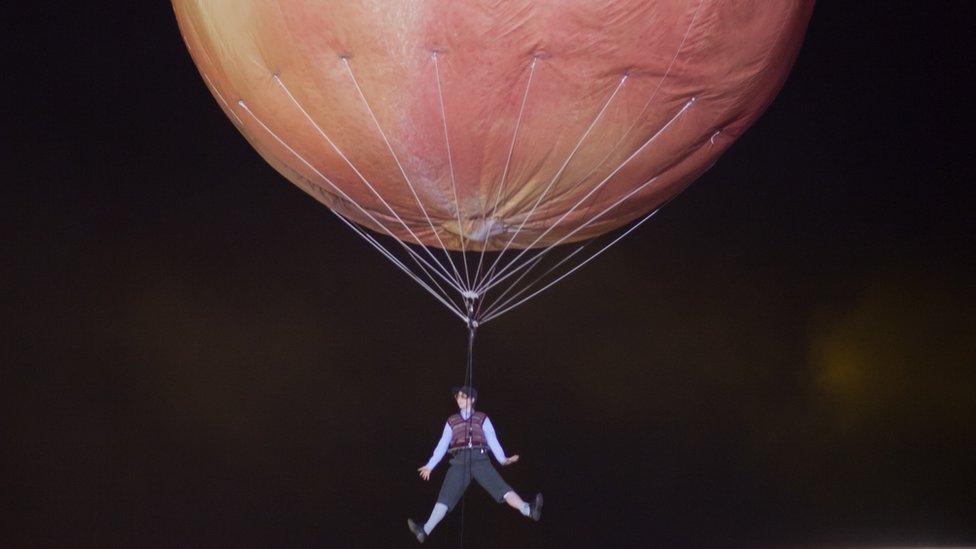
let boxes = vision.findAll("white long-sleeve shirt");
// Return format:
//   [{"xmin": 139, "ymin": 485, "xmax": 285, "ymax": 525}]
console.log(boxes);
[{"xmin": 423, "ymin": 410, "xmax": 507, "ymax": 470}]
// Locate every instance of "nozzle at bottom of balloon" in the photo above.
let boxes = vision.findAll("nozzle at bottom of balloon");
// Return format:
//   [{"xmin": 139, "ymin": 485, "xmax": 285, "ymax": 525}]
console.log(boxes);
[{"xmin": 460, "ymin": 290, "xmax": 481, "ymax": 330}]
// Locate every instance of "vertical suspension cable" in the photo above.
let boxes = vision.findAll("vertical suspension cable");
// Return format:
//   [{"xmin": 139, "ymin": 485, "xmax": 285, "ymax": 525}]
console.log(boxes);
[{"xmin": 457, "ymin": 297, "xmax": 478, "ymax": 549}]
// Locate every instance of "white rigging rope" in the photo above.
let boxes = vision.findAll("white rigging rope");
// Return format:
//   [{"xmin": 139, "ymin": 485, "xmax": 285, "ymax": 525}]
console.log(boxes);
[
  {"xmin": 480, "ymin": 208, "xmax": 662, "ymax": 324},
  {"xmin": 475, "ymin": 73, "xmax": 630, "ymax": 294},
  {"xmin": 241, "ymin": 86, "xmax": 693, "ymax": 326},
  {"xmin": 475, "ymin": 97, "xmax": 696, "ymax": 296},
  {"xmin": 472, "ymin": 1, "xmax": 706, "ymax": 309},
  {"xmin": 341, "ymin": 58, "xmax": 471, "ymax": 292},
  {"xmin": 236, "ymin": 100, "xmax": 468, "ymax": 308},
  {"xmin": 273, "ymin": 75, "xmax": 465, "ymax": 294},
  {"xmin": 431, "ymin": 52, "xmax": 473, "ymax": 290},
  {"xmin": 331, "ymin": 210, "xmax": 469, "ymax": 321},
  {"xmin": 229, "ymin": 7, "xmax": 705, "ymax": 326},
  {"xmin": 472, "ymin": 57, "xmax": 539, "ymax": 291}
]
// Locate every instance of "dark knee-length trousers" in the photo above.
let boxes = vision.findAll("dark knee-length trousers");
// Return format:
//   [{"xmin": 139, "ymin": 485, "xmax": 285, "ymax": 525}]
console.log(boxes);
[{"xmin": 436, "ymin": 448, "xmax": 513, "ymax": 511}]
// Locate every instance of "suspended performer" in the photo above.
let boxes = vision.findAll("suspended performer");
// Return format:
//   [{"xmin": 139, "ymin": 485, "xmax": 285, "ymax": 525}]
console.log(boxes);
[{"xmin": 407, "ymin": 386, "xmax": 542, "ymax": 543}]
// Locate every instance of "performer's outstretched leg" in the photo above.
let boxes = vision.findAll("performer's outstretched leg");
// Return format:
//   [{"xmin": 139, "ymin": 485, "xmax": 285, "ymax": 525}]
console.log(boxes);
[
  {"xmin": 503, "ymin": 491, "xmax": 530, "ymax": 516},
  {"xmin": 503, "ymin": 491, "xmax": 543, "ymax": 521},
  {"xmin": 408, "ymin": 458, "xmax": 471, "ymax": 542},
  {"xmin": 423, "ymin": 503, "xmax": 448, "ymax": 534},
  {"xmin": 470, "ymin": 457, "xmax": 544, "ymax": 521},
  {"xmin": 406, "ymin": 501, "xmax": 448, "ymax": 544}
]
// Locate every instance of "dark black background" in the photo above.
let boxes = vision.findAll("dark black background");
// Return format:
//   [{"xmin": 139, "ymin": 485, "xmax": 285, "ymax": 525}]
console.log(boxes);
[{"xmin": 5, "ymin": 3, "xmax": 975, "ymax": 547}]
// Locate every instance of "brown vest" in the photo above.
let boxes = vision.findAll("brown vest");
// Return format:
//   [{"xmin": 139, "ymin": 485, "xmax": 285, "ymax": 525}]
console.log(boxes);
[{"xmin": 447, "ymin": 411, "xmax": 487, "ymax": 450}]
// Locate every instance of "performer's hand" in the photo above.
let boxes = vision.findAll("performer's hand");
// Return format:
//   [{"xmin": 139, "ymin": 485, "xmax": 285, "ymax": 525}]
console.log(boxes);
[
  {"xmin": 418, "ymin": 466, "xmax": 432, "ymax": 481},
  {"xmin": 502, "ymin": 455, "xmax": 519, "ymax": 466}
]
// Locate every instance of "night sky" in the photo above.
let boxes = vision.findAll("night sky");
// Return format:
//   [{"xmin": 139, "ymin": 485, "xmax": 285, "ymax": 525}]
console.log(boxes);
[{"xmin": 6, "ymin": 3, "xmax": 976, "ymax": 547}]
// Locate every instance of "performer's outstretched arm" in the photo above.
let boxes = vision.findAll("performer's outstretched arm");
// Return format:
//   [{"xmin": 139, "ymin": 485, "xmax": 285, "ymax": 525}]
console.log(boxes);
[
  {"xmin": 418, "ymin": 423, "xmax": 451, "ymax": 480},
  {"xmin": 483, "ymin": 417, "xmax": 518, "ymax": 465}
]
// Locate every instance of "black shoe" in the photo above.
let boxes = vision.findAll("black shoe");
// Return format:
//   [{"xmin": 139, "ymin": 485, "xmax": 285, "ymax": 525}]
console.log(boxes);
[
  {"xmin": 530, "ymin": 493, "xmax": 543, "ymax": 521},
  {"xmin": 407, "ymin": 518, "xmax": 427, "ymax": 543}
]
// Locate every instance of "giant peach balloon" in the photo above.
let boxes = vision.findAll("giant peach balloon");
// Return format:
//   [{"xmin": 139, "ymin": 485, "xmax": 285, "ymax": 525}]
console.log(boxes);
[{"xmin": 173, "ymin": 1, "xmax": 813, "ymax": 250}]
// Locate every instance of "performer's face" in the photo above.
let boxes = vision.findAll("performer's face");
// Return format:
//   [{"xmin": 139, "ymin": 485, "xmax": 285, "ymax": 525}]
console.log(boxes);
[{"xmin": 455, "ymin": 392, "xmax": 475, "ymax": 411}]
